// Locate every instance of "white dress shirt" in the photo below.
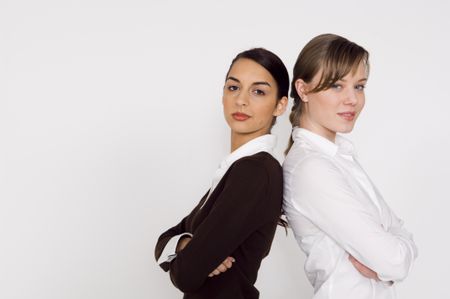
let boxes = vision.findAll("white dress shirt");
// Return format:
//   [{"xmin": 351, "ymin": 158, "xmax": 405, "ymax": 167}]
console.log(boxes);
[
  {"xmin": 283, "ymin": 128, "xmax": 417, "ymax": 299},
  {"xmin": 158, "ymin": 134, "xmax": 277, "ymax": 264}
]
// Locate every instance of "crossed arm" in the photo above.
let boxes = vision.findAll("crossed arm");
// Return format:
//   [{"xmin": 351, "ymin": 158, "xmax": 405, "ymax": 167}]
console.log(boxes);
[
  {"xmin": 286, "ymin": 156, "xmax": 417, "ymax": 283},
  {"xmin": 176, "ymin": 220, "xmax": 378, "ymax": 281},
  {"xmin": 176, "ymin": 236, "xmax": 235, "ymax": 277},
  {"xmin": 155, "ymin": 159, "xmax": 278, "ymax": 292}
]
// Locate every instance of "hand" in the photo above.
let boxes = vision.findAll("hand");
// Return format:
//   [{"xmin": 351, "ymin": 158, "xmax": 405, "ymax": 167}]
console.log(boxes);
[
  {"xmin": 208, "ymin": 256, "xmax": 235, "ymax": 277},
  {"xmin": 176, "ymin": 236, "xmax": 192, "ymax": 253},
  {"xmin": 348, "ymin": 255, "xmax": 380, "ymax": 281}
]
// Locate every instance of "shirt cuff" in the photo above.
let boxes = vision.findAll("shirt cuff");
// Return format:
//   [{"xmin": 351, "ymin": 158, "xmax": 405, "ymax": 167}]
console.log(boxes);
[{"xmin": 157, "ymin": 233, "xmax": 193, "ymax": 268}]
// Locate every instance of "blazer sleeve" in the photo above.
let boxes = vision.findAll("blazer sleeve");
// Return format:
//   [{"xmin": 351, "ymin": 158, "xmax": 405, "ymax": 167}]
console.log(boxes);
[
  {"xmin": 168, "ymin": 159, "xmax": 277, "ymax": 293},
  {"xmin": 154, "ymin": 190, "xmax": 208, "ymax": 263},
  {"xmin": 286, "ymin": 156, "xmax": 417, "ymax": 282},
  {"xmin": 154, "ymin": 215, "xmax": 190, "ymax": 262}
]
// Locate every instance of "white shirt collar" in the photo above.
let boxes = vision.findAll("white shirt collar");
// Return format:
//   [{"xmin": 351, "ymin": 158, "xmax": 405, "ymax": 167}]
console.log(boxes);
[
  {"xmin": 220, "ymin": 134, "xmax": 277, "ymax": 170},
  {"xmin": 202, "ymin": 134, "xmax": 277, "ymax": 206},
  {"xmin": 292, "ymin": 127, "xmax": 355, "ymax": 157}
]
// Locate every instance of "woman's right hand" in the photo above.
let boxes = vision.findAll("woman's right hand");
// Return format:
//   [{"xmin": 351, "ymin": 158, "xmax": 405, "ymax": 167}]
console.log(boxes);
[
  {"xmin": 175, "ymin": 236, "xmax": 235, "ymax": 278},
  {"xmin": 348, "ymin": 255, "xmax": 380, "ymax": 281},
  {"xmin": 208, "ymin": 256, "xmax": 235, "ymax": 277},
  {"xmin": 176, "ymin": 236, "xmax": 192, "ymax": 253}
]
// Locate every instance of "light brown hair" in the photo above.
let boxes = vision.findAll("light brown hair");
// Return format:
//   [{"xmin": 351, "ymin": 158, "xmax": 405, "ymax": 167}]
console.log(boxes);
[{"xmin": 286, "ymin": 34, "xmax": 369, "ymax": 154}]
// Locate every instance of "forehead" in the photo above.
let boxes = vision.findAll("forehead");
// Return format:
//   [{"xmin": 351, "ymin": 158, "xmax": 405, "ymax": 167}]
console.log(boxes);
[
  {"xmin": 345, "ymin": 62, "xmax": 368, "ymax": 79},
  {"xmin": 313, "ymin": 61, "xmax": 368, "ymax": 83},
  {"xmin": 227, "ymin": 58, "xmax": 276, "ymax": 84}
]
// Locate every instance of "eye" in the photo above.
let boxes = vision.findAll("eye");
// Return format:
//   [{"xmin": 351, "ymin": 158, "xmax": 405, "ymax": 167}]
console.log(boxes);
[
  {"xmin": 331, "ymin": 83, "xmax": 342, "ymax": 90},
  {"xmin": 355, "ymin": 84, "xmax": 366, "ymax": 91},
  {"xmin": 227, "ymin": 85, "xmax": 238, "ymax": 91},
  {"xmin": 253, "ymin": 89, "xmax": 266, "ymax": 96}
]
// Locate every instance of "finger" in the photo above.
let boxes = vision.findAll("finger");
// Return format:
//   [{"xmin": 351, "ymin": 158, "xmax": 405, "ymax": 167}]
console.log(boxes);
[
  {"xmin": 363, "ymin": 271, "xmax": 376, "ymax": 279},
  {"xmin": 359, "ymin": 268, "xmax": 370, "ymax": 276},
  {"xmin": 351, "ymin": 258, "xmax": 365, "ymax": 269},
  {"xmin": 212, "ymin": 269, "xmax": 220, "ymax": 276},
  {"xmin": 217, "ymin": 264, "xmax": 228, "ymax": 273},
  {"xmin": 223, "ymin": 260, "xmax": 233, "ymax": 268},
  {"xmin": 357, "ymin": 264, "xmax": 371, "ymax": 276},
  {"xmin": 353, "ymin": 261, "xmax": 364, "ymax": 271},
  {"xmin": 351, "ymin": 260, "xmax": 369, "ymax": 275},
  {"xmin": 349, "ymin": 255, "xmax": 360, "ymax": 265},
  {"xmin": 354, "ymin": 262, "xmax": 372, "ymax": 275},
  {"xmin": 354, "ymin": 264, "xmax": 376, "ymax": 279},
  {"xmin": 349, "ymin": 258, "xmax": 360, "ymax": 268},
  {"xmin": 226, "ymin": 256, "xmax": 236, "ymax": 263},
  {"xmin": 222, "ymin": 256, "xmax": 235, "ymax": 268}
]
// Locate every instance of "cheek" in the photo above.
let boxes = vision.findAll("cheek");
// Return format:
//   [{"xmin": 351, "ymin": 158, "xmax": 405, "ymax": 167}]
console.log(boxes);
[
  {"xmin": 359, "ymin": 97, "xmax": 366, "ymax": 111},
  {"xmin": 257, "ymin": 102, "xmax": 277, "ymax": 120},
  {"xmin": 222, "ymin": 96, "xmax": 232, "ymax": 111},
  {"xmin": 313, "ymin": 96, "xmax": 335, "ymax": 118}
]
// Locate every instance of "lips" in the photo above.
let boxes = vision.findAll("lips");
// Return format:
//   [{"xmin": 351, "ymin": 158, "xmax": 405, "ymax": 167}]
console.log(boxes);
[
  {"xmin": 232, "ymin": 112, "xmax": 250, "ymax": 121},
  {"xmin": 337, "ymin": 111, "xmax": 356, "ymax": 121}
]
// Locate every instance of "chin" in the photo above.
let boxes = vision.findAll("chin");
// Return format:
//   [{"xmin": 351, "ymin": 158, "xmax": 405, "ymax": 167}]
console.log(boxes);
[
  {"xmin": 228, "ymin": 122, "xmax": 248, "ymax": 132},
  {"xmin": 229, "ymin": 126, "xmax": 253, "ymax": 136},
  {"xmin": 336, "ymin": 125, "xmax": 355, "ymax": 134}
]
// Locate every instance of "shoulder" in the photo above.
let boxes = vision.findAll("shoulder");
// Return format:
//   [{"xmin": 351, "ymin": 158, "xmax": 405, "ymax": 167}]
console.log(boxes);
[
  {"xmin": 243, "ymin": 151, "xmax": 280, "ymax": 167},
  {"xmin": 228, "ymin": 153, "xmax": 283, "ymax": 210},
  {"xmin": 283, "ymin": 153, "xmax": 343, "ymax": 187},
  {"xmin": 284, "ymin": 147, "xmax": 336, "ymax": 171},
  {"xmin": 236, "ymin": 151, "xmax": 281, "ymax": 173},
  {"xmin": 227, "ymin": 152, "xmax": 282, "ymax": 183},
  {"xmin": 283, "ymin": 155, "xmax": 352, "ymax": 210}
]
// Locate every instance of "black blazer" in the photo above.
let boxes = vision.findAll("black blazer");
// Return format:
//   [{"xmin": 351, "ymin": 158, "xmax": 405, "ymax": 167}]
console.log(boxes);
[{"xmin": 155, "ymin": 152, "xmax": 283, "ymax": 299}]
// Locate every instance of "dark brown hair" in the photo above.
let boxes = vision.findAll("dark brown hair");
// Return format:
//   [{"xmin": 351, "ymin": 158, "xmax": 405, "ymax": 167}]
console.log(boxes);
[
  {"xmin": 286, "ymin": 34, "xmax": 369, "ymax": 154},
  {"xmin": 227, "ymin": 48, "xmax": 289, "ymax": 229},
  {"xmin": 226, "ymin": 48, "xmax": 289, "ymax": 100},
  {"xmin": 226, "ymin": 48, "xmax": 289, "ymax": 128}
]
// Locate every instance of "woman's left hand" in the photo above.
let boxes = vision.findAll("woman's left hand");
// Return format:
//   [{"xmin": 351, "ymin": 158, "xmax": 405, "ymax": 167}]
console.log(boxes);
[
  {"xmin": 208, "ymin": 256, "xmax": 235, "ymax": 277},
  {"xmin": 348, "ymin": 255, "xmax": 380, "ymax": 281}
]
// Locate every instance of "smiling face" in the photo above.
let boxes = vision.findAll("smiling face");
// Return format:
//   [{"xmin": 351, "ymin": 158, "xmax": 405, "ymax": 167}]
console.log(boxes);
[
  {"xmin": 223, "ymin": 58, "xmax": 287, "ymax": 147},
  {"xmin": 296, "ymin": 62, "xmax": 368, "ymax": 142}
]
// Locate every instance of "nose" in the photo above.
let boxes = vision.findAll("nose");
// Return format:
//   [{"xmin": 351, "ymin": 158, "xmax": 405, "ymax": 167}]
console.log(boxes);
[
  {"xmin": 344, "ymin": 89, "xmax": 358, "ymax": 106},
  {"xmin": 235, "ymin": 90, "xmax": 249, "ymax": 107}
]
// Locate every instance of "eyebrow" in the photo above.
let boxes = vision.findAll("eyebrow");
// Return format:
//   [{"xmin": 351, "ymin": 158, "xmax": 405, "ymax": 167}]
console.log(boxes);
[
  {"xmin": 339, "ymin": 78, "xmax": 368, "ymax": 83},
  {"xmin": 226, "ymin": 76, "xmax": 271, "ymax": 87}
]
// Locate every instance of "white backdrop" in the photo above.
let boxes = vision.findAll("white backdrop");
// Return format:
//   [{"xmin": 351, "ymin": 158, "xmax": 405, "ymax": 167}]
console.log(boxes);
[{"xmin": 1, "ymin": 0, "xmax": 449, "ymax": 298}]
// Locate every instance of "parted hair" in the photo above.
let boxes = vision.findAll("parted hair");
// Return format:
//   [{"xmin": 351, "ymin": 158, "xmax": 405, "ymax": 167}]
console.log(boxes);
[{"xmin": 286, "ymin": 33, "xmax": 369, "ymax": 155}]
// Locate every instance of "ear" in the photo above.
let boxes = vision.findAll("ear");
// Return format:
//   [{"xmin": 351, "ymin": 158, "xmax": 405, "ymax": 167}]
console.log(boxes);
[
  {"xmin": 295, "ymin": 79, "xmax": 309, "ymax": 102},
  {"xmin": 273, "ymin": 96, "xmax": 288, "ymax": 117}
]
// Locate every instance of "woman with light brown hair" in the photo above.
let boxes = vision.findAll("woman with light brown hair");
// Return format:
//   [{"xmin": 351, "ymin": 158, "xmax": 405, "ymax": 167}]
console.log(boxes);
[{"xmin": 283, "ymin": 34, "xmax": 417, "ymax": 298}]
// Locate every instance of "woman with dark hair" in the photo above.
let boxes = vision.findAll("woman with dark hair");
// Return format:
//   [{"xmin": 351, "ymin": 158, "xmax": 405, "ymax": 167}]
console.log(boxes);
[
  {"xmin": 155, "ymin": 48, "xmax": 289, "ymax": 299},
  {"xmin": 283, "ymin": 34, "xmax": 417, "ymax": 298}
]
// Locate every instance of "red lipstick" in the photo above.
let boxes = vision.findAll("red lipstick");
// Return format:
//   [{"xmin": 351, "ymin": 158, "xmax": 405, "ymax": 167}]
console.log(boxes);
[{"xmin": 232, "ymin": 112, "xmax": 250, "ymax": 121}]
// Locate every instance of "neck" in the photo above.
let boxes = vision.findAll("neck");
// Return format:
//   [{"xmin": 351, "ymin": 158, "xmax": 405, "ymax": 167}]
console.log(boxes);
[
  {"xmin": 299, "ymin": 114, "xmax": 336, "ymax": 143},
  {"xmin": 230, "ymin": 131, "xmax": 267, "ymax": 152}
]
